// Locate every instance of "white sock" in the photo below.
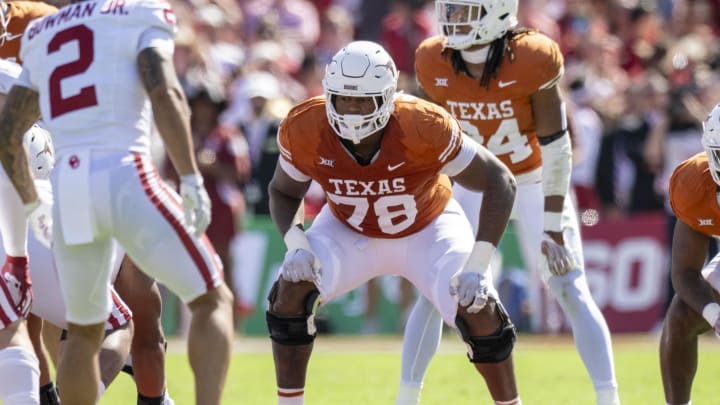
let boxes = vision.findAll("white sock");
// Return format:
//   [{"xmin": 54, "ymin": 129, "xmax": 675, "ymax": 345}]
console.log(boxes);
[
  {"xmin": 0, "ymin": 167, "xmax": 28, "ymax": 257},
  {"xmin": 399, "ymin": 295, "xmax": 443, "ymax": 387},
  {"xmin": 496, "ymin": 398, "xmax": 522, "ymax": 405},
  {"xmin": 596, "ymin": 387, "xmax": 620, "ymax": 405},
  {"xmin": 548, "ymin": 272, "xmax": 617, "ymax": 392},
  {"xmin": 278, "ymin": 387, "xmax": 303, "ymax": 405},
  {"xmin": 0, "ymin": 346, "xmax": 40, "ymax": 405},
  {"xmin": 395, "ymin": 383, "xmax": 422, "ymax": 405},
  {"xmin": 164, "ymin": 390, "xmax": 176, "ymax": 405}
]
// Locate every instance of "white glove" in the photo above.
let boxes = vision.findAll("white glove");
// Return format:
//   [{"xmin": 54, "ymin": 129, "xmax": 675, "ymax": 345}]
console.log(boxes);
[
  {"xmin": 450, "ymin": 272, "xmax": 489, "ymax": 313},
  {"xmin": 449, "ymin": 241, "xmax": 494, "ymax": 313},
  {"xmin": 24, "ymin": 195, "xmax": 52, "ymax": 249},
  {"xmin": 540, "ymin": 232, "xmax": 574, "ymax": 276},
  {"xmin": 180, "ymin": 173, "xmax": 211, "ymax": 236},
  {"xmin": 281, "ymin": 248, "xmax": 320, "ymax": 283},
  {"xmin": 281, "ymin": 226, "xmax": 321, "ymax": 284}
]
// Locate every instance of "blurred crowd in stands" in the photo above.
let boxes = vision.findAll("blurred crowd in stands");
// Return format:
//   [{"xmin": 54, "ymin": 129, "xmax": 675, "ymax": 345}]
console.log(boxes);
[{"xmin": 161, "ymin": 0, "xmax": 720, "ymax": 330}]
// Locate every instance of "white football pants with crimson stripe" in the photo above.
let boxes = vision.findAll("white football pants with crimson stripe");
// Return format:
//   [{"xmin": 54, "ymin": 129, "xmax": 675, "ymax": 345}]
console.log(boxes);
[{"xmin": 50, "ymin": 150, "xmax": 223, "ymax": 326}]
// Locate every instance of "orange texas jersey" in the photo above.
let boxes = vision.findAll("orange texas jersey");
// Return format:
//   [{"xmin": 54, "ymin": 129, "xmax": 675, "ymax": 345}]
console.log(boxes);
[
  {"xmin": 278, "ymin": 94, "xmax": 462, "ymax": 239},
  {"xmin": 415, "ymin": 31, "xmax": 563, "ymax": 176},
  {"xmin": 669, "ymin": 153, "xmax": 720, "ymax": 237},
  {"xmin": 0, "ymin": 1, "xmax": 57, "ymax": 63}
]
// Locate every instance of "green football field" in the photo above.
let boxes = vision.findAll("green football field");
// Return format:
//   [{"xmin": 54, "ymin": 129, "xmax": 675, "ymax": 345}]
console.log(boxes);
[{"xmin": 98, "ymin": 333, "xmax": 720, "ymax": 404}]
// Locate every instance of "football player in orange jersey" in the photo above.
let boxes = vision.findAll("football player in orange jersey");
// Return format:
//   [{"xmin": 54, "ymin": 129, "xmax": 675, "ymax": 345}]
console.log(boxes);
[
  {"xmin": 0, "ymin": 0, "xmax": 57, "ymax": 63},
  {"xmin": 0, "ymin": 2, "xmax": 176, "ymax": 404},
  {"xmin": 396, "ymin": 1, "xmax": 620, "ymax": 404},
  {"xmin": 268, "ymin": 40, "xmax": 522, "ymax": 405},
  {"xmin": 660, "ymin": 104, "xmax": 720, "ymax": 405}
]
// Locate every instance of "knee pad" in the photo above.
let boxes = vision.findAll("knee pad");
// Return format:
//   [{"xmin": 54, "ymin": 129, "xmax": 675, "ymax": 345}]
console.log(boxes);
[
  {"xmin": 455, "ymin": 300, "xmax": 517, "ymax": 363},
  {"xmin": 265, "ymin": 281, "xmax": 321, "ymax": 345}
]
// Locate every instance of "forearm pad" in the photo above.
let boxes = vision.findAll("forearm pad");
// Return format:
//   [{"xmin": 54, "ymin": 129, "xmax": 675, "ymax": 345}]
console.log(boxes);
[{"xmin": 540, "ymin": 131, "xmax": 572, "ymax": 198}]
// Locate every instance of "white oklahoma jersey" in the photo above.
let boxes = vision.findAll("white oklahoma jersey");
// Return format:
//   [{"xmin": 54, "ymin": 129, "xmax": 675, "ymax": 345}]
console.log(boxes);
[
  {"xmin": 17, "ymin": 0, "xmax": 176, "ymax": 153},
  {"xmin": 0, "ymin": 59, "xmax": 131, "ymax": 330},
  {"xmin": 0, "ymin": 59, "xmax": 22, "ymax": 93},
  {"xmin": 11, "ymin": 0, "xmax": 221, "ymax": 326}
]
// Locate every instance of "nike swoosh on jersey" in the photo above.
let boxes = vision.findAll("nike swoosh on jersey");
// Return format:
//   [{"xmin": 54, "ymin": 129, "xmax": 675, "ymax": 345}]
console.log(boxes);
[
  {"xmin": 498, "ymin": 80, "xmax": 517, "ymax": 88},
  {"xmin": 387, "ymin": 162, "xmax": 406, "ymax": 171}
]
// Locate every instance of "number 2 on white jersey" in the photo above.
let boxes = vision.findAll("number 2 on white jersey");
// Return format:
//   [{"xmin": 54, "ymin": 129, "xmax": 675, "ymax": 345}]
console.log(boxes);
[
  {"xmin": 459, "ymin": 118, "xmax": 532, "ymax": 164},
  {"xmin": 48, "ymin": 25, "xmax": 98, "ymax": 118}
]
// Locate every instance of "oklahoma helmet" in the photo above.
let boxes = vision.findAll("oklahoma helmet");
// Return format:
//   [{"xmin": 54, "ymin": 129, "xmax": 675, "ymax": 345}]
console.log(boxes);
[{"xmin": 23, "ymin": 123, "xmax": 54, "ymax": 180}]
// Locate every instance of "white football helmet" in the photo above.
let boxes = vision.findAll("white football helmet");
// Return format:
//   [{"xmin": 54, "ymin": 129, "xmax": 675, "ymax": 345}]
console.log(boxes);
[
  {"xmin": 23, "ymin": 123, "xmax": 55, "ymax": 180},
  {"xmin": 436, "ymin": 0, "xmax": 518, "ymax": 49},
  {"xmin": 322, "ymin": 41, "xmax": 398, "ymax": 144},
  {"xmin": 702, "ymin": 104, "xmax": 720, "ymax": 185}
]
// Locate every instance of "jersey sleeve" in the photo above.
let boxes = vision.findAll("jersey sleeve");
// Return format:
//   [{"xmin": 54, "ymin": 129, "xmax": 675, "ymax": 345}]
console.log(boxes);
[
  {"xmin": 135, "ymin": 0, "xmax": 177, "ymax": 52},
  {"xmin": 15, "ymin": 68, "xmax": 34, "ymax": 91},
  {"xmin": 0, "ymin": 60, "xmax": 22, "ymax": 94},
  {"xmin": 276, "ymin": 119, "xmax": 311, "ymax": 182},
  {"xmin": 522, "ymin": 32, "xmax": 564, "ymax": 91},
  {"xmin": 411, "ymin": 100, "xmax": 463, "ymax": 167}
]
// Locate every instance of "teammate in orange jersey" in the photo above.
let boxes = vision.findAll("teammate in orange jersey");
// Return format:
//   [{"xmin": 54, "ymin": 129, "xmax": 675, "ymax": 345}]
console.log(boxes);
[
  {"xmin": 0, "ymin": 0, "xmax": 57, "ymax": 63},
  {"xmin": 396, "ymin": 1, "xmax": 619, "ymax": 404},
  {"xmin": 268, "ymin": 40, "xmax": 521, "ymax": 405},
  {"xmin": 660, "ymin": 104, "xmax": 720, "ymax": 405}
]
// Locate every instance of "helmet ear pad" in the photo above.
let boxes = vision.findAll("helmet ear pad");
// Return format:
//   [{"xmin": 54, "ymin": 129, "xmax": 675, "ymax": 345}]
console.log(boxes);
[{"xmin": 322, "ymin": 41, "xmax": 398, "ymax": 144}]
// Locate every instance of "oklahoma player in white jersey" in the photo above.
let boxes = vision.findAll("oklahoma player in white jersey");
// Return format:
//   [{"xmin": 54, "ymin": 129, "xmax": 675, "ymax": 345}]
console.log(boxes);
[
  {"xmin": 0, "ymin": 57, "xmax": 148, "ymax": 404},
  {"xmin": 0, "ymin": 0, "xmax": 234, "ymax": 403},
  {"xmin": 396, "ymin": 1, "xmax": 620, "ymax": 405},
  {"xmin": 268, "ymin": 41, "xmax": 521, "ymax": 405},
  {"xmin": 0, "ymin": 3, "xmax": 179, "ymax": 403}
]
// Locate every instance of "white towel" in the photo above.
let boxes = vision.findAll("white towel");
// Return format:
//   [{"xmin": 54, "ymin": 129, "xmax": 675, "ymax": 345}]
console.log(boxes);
[{"xmin": 57, "ymin": 150, "xmax": 96, "ymax": 245}]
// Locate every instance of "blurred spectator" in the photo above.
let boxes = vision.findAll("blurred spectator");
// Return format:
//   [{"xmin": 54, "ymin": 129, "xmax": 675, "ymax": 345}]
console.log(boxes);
[
  {"xmin": 221, "ymin": 71, "xmax": 292, "ymax": 215},
  {"xmin": 166, "ymin": 89, "xmax": 252, "ymax": 321},
  {"xmin": 565, "ymin": 68, "xmax": 605, "ymax": 212},
  {"xmin": 595, "ymin": 78, "xmax": 668, "ymax": 217},
  {"xmin": 316, "ymin": 5, "xmax": 355, "ymax": 65},
  {"xmin": 380, "ymin": 0, "xmax": 434, "ymax": 75},
  {"xmin": 241, "ymin": 0, "xmax": 320, "ymax": 49}
]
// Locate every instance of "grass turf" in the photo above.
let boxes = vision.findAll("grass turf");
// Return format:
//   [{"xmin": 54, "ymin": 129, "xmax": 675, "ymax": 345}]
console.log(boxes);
[{"xmin": 99, "ymin": 333, "xmax": 720, "ymax": 404}]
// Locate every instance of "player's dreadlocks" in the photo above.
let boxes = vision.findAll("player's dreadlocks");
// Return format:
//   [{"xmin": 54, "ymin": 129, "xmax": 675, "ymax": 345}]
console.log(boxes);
[{"xmin": 443, "ymin": 28, "xmax": 534, "ymax": 89}]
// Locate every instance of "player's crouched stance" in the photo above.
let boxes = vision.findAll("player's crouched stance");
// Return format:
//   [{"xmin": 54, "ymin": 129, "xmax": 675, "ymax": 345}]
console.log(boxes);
[
  {"xmin": 266, "ymin": 41, "xmax": 521, "ymax": 404},
  {"xmin": 660, "ymin": 104, "xmax": 720, "ymax": 405}
]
